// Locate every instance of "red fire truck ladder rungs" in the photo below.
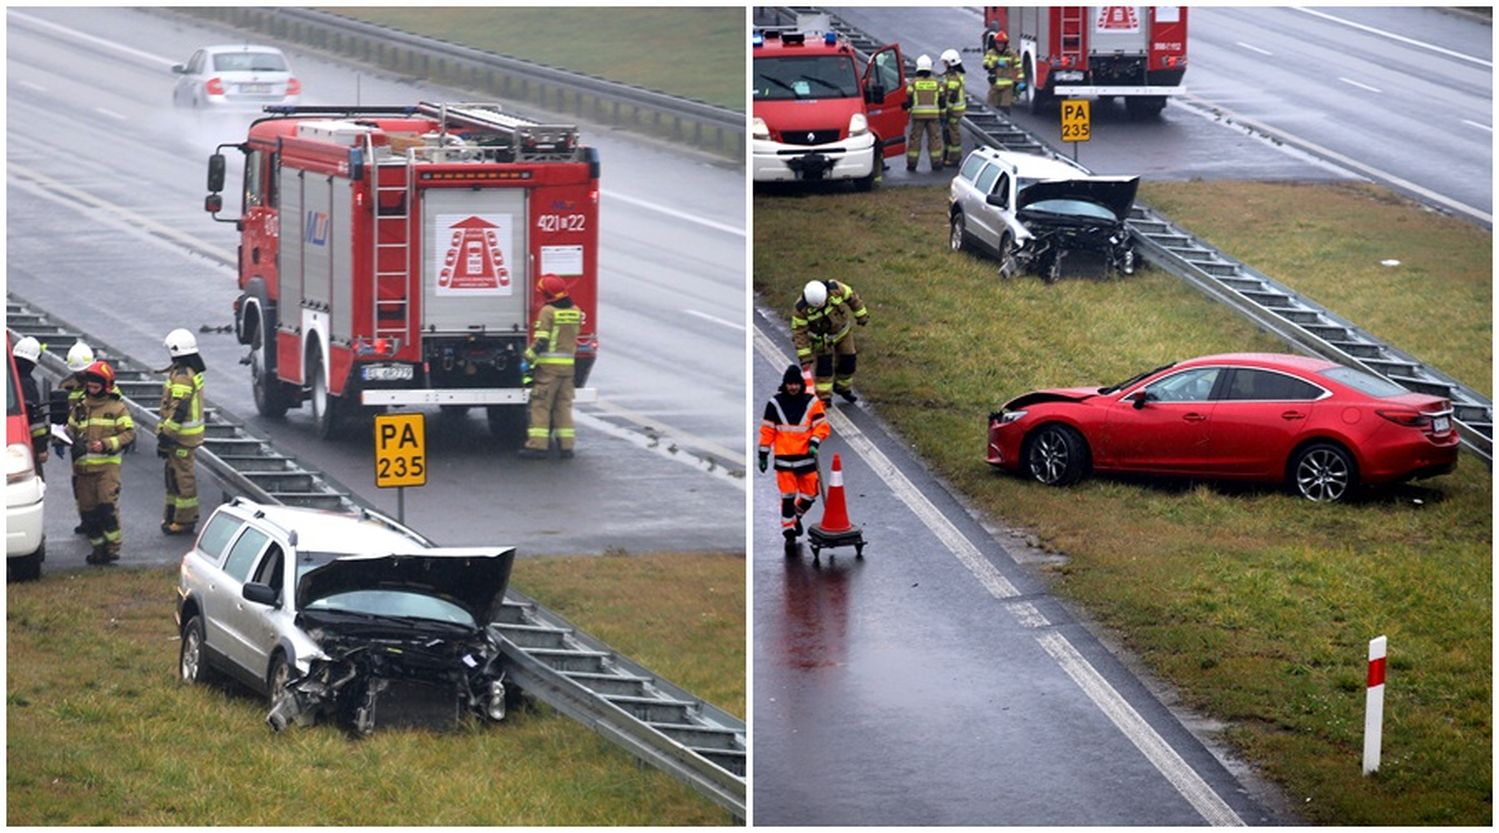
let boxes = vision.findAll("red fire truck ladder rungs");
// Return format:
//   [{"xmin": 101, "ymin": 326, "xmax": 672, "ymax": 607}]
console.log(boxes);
[
  {"xmin": 370, "ymin": 132, "xmax": 414, "ymax": 346},
  {"xmin": 1059, "ymin": 7, "xmax": 1086, "ymax": 65}
]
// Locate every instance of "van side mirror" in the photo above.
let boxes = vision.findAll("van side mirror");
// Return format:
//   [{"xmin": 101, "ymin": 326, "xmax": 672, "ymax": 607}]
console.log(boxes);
[{"xmin": 207, "ymin": 153, "xmax": 226, "ymax": 194}]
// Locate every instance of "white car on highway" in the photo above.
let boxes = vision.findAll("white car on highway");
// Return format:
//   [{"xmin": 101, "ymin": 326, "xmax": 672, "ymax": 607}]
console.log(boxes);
[{"xmin": 172, "ymin": 44, "xmax": 301, "ymax": 109}]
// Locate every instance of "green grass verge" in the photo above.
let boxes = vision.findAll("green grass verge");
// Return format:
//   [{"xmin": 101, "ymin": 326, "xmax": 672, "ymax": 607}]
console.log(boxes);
[
  {"xmin": 7, "ymin": 553, "xmax": 744, "ymax": 825},
  {"xmin": 328, "ymin": 7, "xmax": 746, "ymax": 110},
  {"xmin": 1139, "ymin": 181, "xmax": 1491, "ymax": 397},
  {"xmin": 754, "ymin": 185, "xmax": 1491, "ymax": 825}
]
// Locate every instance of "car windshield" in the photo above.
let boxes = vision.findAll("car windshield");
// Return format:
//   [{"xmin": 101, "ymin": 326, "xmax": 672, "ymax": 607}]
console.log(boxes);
[
  {"xmin": 213, "ymin": 52, "xmax": 288, "ymax": 73},
  {"xmin": 1021, "ymin": 198, "xmax": 1118, "ymax": 222},
  {"xmin": 304, "ymin": 590, "xmax": 476, "ymax": 627},
  {"xmin": 755, "ymin": 55, "xmax": 860, "ymax": 100},
  {"xmin": 1319, "ymin": 366, "xmax": 1410, "ymax": 398},
  {"xmin": 1099, "ymin": 362, "xmax": 1176, "ymax": 395}
]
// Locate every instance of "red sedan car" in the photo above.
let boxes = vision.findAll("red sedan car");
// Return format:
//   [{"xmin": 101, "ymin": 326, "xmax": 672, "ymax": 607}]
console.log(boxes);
[{"xmin": 986, "ymin": 353, "xmax": 1459, "ymax": 502}]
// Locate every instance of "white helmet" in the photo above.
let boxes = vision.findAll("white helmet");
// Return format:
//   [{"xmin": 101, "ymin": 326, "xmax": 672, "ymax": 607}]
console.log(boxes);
[
  {"xmin": 941, "ymin": 48, "xmax": 961, "ymax": 68},
  {"xmin": 12, "ymin": 336, "xmax": 42, "ymax": 364},
  {"xmin": 916, "ymin": 54, "xmax": 933, "ymax": 73},
  {"xmin": 66, "ymin": 340, "xmax": 95, "ymax": 372},
  {"xmin": 802, "ymin": 280, "xmax": 829, "ymax": 309},
  {"xmin": 165, "ymin": 328, "xmax": 199, "ymax": 358}
]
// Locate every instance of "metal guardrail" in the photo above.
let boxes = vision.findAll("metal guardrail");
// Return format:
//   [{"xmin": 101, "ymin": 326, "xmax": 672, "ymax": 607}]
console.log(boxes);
[
  {"xmin": 161, "ymin": 7, "xmax": 745, "ymax": 159},
  {"xmin": 6, "ymin": 294, "xmax": 746, "ymax": 820},
  {"xmin": 769, "ymin": 6, "xmax": 1493, "ymax": 464}
]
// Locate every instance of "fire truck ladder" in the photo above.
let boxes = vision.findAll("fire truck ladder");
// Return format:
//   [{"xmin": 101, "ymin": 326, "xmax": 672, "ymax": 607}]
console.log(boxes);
[
  {"xmin": 369, "ymin": 132, "xmax": 414, "ymax": 347},
  {"xmin": 6, "ymin": 294, "xmax": 747, "ymax": 820},
  {"xmin": 414, "ymin": 101, "xmax": 580, "ymax": 163},
  {"xmin": 1058, "ymin": 6, "xmax": 1087, "ymax": 66}
]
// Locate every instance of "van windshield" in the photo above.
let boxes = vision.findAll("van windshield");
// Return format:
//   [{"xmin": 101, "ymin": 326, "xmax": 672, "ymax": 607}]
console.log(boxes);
[{"xmin": 755, "ymin": 55, "xmax": 860, "ymax": 100}]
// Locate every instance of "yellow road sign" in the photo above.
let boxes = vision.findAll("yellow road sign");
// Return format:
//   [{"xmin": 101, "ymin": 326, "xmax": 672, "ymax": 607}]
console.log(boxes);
[
  {"xmin": 374, "ymin": 412, "xmax": 426, "ymax": 488},
  {"xmin": 1061, "ymin": 99, "xmax": 1091, "ymax": 143}
]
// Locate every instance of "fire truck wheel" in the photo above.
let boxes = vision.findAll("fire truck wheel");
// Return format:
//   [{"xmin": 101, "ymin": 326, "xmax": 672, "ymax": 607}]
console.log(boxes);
[
  {"xmin": 251, "ymin": 324, "xmax": 291, "ymax": 419},
  {"xmin": 1126, "ymin": 96, "xmax": 1167, "ymax": 119},
  {"xmin": 309, "ymin": 352, "xmax": 346, "ymax": 440},
  {"xmin": 1024, "ymin": 56, "xmax": 1052, "ymax": 115},
  {"xmin": 486, "ymin": 405, "xmax": 527, "ymax": 448}
]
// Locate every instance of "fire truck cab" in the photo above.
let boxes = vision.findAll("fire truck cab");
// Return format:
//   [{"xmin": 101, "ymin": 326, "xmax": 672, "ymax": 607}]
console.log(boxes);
[
  {"xmin": 206, "ymin": 102, "xmax": 599, "ymax": 442},
  {"xmin": 986, "ymin": 6, "xmax": 1187, "ymax": 118},
  {"xmin": 752, "ymin": 16, "xmax": 908, "ymax": 190}
]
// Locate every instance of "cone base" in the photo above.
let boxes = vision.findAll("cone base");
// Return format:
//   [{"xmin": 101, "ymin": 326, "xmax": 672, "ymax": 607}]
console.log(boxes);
[{"xmin": 809, "ymin": 524, "xmax": 864, "ymax": 548}]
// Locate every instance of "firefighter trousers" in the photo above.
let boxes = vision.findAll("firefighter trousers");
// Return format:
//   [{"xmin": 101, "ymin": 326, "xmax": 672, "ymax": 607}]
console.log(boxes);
[
  {"xmin": 776, "ymin": 469, "xmax": 819, "ymax": 533},
  {"xmin": 943, "ymin": 118, "xmax": 964, "ymax": 166},
  {"xmin": 906, "ymin": 118, "xmax": 943, "ymax": 171},
  {"xmin": 988, "ymin": 84, "xmax": 1016, "ymax": 111},
  {"xmin": 163, "ymin": 446, "xmax": 199, "ymax": 528},
  {"xmin": 75, "ymin": 467, "xmax": 122, "ymax": 557},
  {"xmin": 526, "ymin": 365, "xmax": 576, "ymax": 452},
  {"xmin": 810, "ymin": 335, "xmax": 858, "ymax": 403}
]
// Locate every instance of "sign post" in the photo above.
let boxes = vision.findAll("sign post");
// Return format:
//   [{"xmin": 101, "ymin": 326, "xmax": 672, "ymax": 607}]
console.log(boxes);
[
  {"xmin": 1061, "ymin": 98, "xmax": 1091, "ymax": 162},
  {"xmin": 1363, "ymin": 635, "xmax": 1387, "ymax": 775},
  {"xmin": 374, "ymin": 412, "xmax": 427, "ymax": 524}
]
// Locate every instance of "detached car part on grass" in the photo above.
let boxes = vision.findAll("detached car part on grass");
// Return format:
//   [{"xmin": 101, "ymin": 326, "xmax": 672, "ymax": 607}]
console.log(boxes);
[
  {"xmin": 986, "ymin": 353, "xmax": 1459, "ymax": 502},
  {"xmin": 177, "ymin": 499, "xmax": 517, "ymax": 735},
  {"xmin": 950, "ymin": 147, "xmax": 1138, "ymax": 282}
]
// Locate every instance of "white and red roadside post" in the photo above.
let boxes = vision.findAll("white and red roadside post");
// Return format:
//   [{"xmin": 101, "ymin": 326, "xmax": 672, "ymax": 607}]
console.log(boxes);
[{"xmin": 1363, "ymin": 635, "xmax": 1387, "ymax": 775}]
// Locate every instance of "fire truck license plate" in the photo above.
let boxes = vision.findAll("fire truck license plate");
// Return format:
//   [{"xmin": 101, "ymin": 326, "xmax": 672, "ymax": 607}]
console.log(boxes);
[{"xmin": 362, "ymin": 364, "xmax": 414, "ymax": 382}]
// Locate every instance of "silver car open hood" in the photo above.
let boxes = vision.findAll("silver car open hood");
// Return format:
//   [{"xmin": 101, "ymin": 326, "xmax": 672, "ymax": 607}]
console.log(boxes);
[
  {"xmin": 1017, "ymin": 176, "xmax": 1139, "ymax": 221},
  {"xmin": 296, "ymin": 547, "xmax": 516, "ymax": 623}
]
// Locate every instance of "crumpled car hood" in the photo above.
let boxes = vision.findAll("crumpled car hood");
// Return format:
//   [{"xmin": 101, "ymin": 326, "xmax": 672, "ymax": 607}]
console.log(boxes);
[
  {"xmin": 1017, "ymin": 177, "xmax": 1140, "ymax": 221},
  {"xmin": 1004, "ymin": 386, "xmax": 1100, "ymax": 410},
  {"xmin": 296, "ymin": 547, "xmax": 516, "ymax": 624}
]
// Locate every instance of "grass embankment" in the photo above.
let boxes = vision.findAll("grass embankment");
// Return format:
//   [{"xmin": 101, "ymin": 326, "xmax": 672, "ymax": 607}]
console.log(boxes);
[
  {"xmin": 330, "ymin": 7, "xmax": 745, "ymax": 110},
  {"xmin": 1140, "ymin": 181, "xmax": 1491, "ymax": 397},
  {"xmin": 754, "ymin": 185, "xmax": 1491, "ymax": 825},
  {"xmin": 7, "ymin": 553, "xmax": 744, "ymax": 826}
]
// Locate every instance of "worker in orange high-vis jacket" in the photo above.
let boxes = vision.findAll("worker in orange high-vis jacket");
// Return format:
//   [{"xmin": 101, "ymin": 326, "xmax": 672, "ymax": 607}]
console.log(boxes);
[
  {"xmin": 758, "ymin": 365, "xmax": 832, "ymax": 546},
  {"xmin": 519, "ymin": 273, "xmax": 584, "ymax": 460},
  {"xmin": 68, "ymin": 361, "xmax": 135, "ymax": 564}
]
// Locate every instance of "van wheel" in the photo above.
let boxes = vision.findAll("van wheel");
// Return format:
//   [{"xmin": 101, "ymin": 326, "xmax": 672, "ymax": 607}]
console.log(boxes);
[
  {"xmin": 853, "ymin": 148, "xmax": 878, "ymax": 192},
  {"xmin": 8, "ymin": 543, "xmax": 43, "ymax": 582}
]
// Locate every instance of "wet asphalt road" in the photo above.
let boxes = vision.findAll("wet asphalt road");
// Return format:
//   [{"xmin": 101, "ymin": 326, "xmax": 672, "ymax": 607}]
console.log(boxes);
[
  {"xmin": 7, "ymin": 8, "xmax": 746, "ymax": 560},
  {"xmin": 811, "ymin": 5, "xmax": 1491, "ymax": 221},
  {"xmin": 751, "ymin": 313, "xmax": 1274, "ymax": 825}
]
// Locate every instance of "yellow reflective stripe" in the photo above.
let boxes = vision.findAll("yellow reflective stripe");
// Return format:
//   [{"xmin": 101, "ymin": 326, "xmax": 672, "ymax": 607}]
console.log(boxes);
[
  {"xmin": 103, "ymin": 529, "xmax": 122, "ymax": 543},
  {"xmin": 79, "ymin": 454, "xmax": 123, "ymax": 466},
  {"xmin": 535, "ymin": 357, "xmax": 575, "ymax": 366},
  {"xmin": 795, "ymin": 347, "xmax": 813, "ymax": 359},
  {"xmin": 551, "ymin": 428, "xmax": 576, "ymax": 438},
  {"xmin": 553, "ymin": 310, "xmax": 583, "ymax": 323},
  {"xmin": 527, "ymin": 428, "xmax": 549, "ymax": 438}
]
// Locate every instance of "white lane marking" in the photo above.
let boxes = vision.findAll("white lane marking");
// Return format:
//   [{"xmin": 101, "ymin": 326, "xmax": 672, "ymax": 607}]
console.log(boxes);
[
  {"xmin": 755, "ymin": 326, "xmax": 1020, "ymax": 600},
  {"xmin": 8, "ymin": 10, "xmax": 177, "ymax": 68},
  {"xmin": 1291, "ymin": 7, "xmax": 1492, "ymax": 68},
  {"xmin": 602, "ymin": 189, "xmax": 746, "ymax": 238},
  {"xmin": 684, "ymin": 308, "xmax": 747, "ymax": 331},
  {"xmin": 1461, "ymin": 119, "xmax": 1492, "ymax": 133},
  {"xmin": 588, "ymin": 397, "xmax": 746, "ymax": 467},
  {"xmin": 757, "ymin": 319, "xmax": 1245, "ymax": 826},
  {"xmin": 9, "ymin": 8, "xmax": 745, "ymax": 238},
  {"xmin": 1234, "ymin": 42, "xmax": 1273, "ymax": 56},
  {"xmin": 1177, "ymin": 93, "xmax": 1492, "ymax": 225},
  {"xmin": 93, "ymin": 107, "xmax": 127, "ymax": 121},
  {"xmin": 1038, "ymin": 632, "xmax": 1245, "ymax": 826},
  {"xmin": 572, "ymin": 412, "xmax": 746, "ymax": 489},
  {"xmin": 1337, "ymin": 77, "xmax": 1382, "ymax": 94},
  {"xmin": 17, "ymin": 80, "xmax": 48, "ymax": 93}
]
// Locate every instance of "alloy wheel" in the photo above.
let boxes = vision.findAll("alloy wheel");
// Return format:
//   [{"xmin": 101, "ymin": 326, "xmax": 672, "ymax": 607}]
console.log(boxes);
[
  {"xmin": 1296, "ymin": 448, "xmax": 1350, "ymax": 502},
  {"xmin": 1029, "ymin": 429, "xmax": 1069, "ymax": 484}
]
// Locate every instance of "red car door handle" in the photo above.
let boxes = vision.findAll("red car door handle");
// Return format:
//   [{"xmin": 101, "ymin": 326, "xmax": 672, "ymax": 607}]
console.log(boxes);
[
  {"xmin": 1281, "ymin": 411, "xmax": 1305, "ymax": 420},
  {"xmin": 1182, "ymin": 412, "xmax": 1206, "ymax": 422}
]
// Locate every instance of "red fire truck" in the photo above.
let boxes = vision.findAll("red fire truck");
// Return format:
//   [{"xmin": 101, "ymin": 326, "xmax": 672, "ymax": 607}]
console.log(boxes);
[
  {"xmin": 984, "ymin": 7, "xmax": 1187, "ymax": 117},
  {"xmin": 205, "ymin": 102, "xmax": 599, "ymax": 441}
]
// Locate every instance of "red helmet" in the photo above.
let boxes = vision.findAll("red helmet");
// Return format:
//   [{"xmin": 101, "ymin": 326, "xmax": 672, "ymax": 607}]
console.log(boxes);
[
  {"xmin": 538, "ymin": 273, "xmax": 568, "ymax": 300},
  {"xmin": 82, "ymin": 360, "xmax": 115, "ymax": 389},
  {"xmin": 993, "ymin": 30, "xmax": 1008, "ymax": 46}
]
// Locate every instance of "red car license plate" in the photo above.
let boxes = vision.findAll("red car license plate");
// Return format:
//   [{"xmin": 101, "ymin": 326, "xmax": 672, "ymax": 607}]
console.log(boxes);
[{"xmin": 1432, "ymin": 415, "xmax": 1451, "ymax": 433}]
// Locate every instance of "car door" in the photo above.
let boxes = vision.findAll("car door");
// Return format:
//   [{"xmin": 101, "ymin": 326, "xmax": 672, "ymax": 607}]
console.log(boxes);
[
  {"xmin": 1103, "ymin": 367, "xmax": 1222, "ymax": 473},
  {"xmin": 179, "ymin": 49, "xmax": 204, "ymax": 103},
  {"xmin": 236, "ymin": 542, "xmax": 288, "ymax": 684},
  {"xmin": 1203, "ymin": 368, "xmax": 1324, "ymax": 478},
  {"xmin": 191, "ymin": 511, "xmax": 247, "ymax": 657},
  {"xmin": 967, "ymin": 162, "xmax": 1004, "ymax": 249},
  {"xmin": 217, "ymin": 525, "xmax": 272, "ymax": 677},
  {"xmin": 862, "ymin": 44, "xmax": 908, "ymax": 159}
]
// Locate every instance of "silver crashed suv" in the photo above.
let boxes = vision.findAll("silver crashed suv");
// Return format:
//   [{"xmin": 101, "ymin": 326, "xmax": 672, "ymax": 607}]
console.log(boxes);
[
  {"xmin": 948, "ymin": 146, "xmax": 1138, "ymax": 282},
  {"xmin": 176, "ymin": 499, "xmax": 517, "ymax": 734}
]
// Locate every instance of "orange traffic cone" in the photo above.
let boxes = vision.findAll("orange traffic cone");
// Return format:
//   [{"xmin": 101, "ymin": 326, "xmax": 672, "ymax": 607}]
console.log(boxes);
[{"xmin": 809, "ymin": 453, "xmax": 865, "ymax": 559}]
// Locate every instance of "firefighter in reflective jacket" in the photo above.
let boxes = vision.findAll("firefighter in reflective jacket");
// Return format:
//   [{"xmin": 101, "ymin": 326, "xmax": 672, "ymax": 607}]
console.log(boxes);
[
  {"xmin": 159, "ymin": 329, "xmax": 206, "ymax": 535},
  {"xmin": 904, "ymin": 54, "xmax": 944, "ymax": 172},
  {"xmin": 983, "ymin": 31, "xmax": 1025, "ymax": 114},
  {"xmin": 758, "ymin": 365, "xmax": 832, "ymax": 544},
  {"xmin": 12, "ymin": 337, "xmax": 50, "ymax": 472},
  {"xmin": 68, "ymin": 361, "xmax": 134, "ymax": 564},
  {"xmin": 520, "ymin": 274, "xmax": 583, "ymax": 459},
  {"xmin": 792, "ymin": 279, "xmax": 869, "ymax": 405},
  {"xmin": 939, "ymin": 48, "xmax": 968, "ymax": 167},
  {"xmin": 53, "ymin": 340, "xmax": 96, "ymax": 534}
]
